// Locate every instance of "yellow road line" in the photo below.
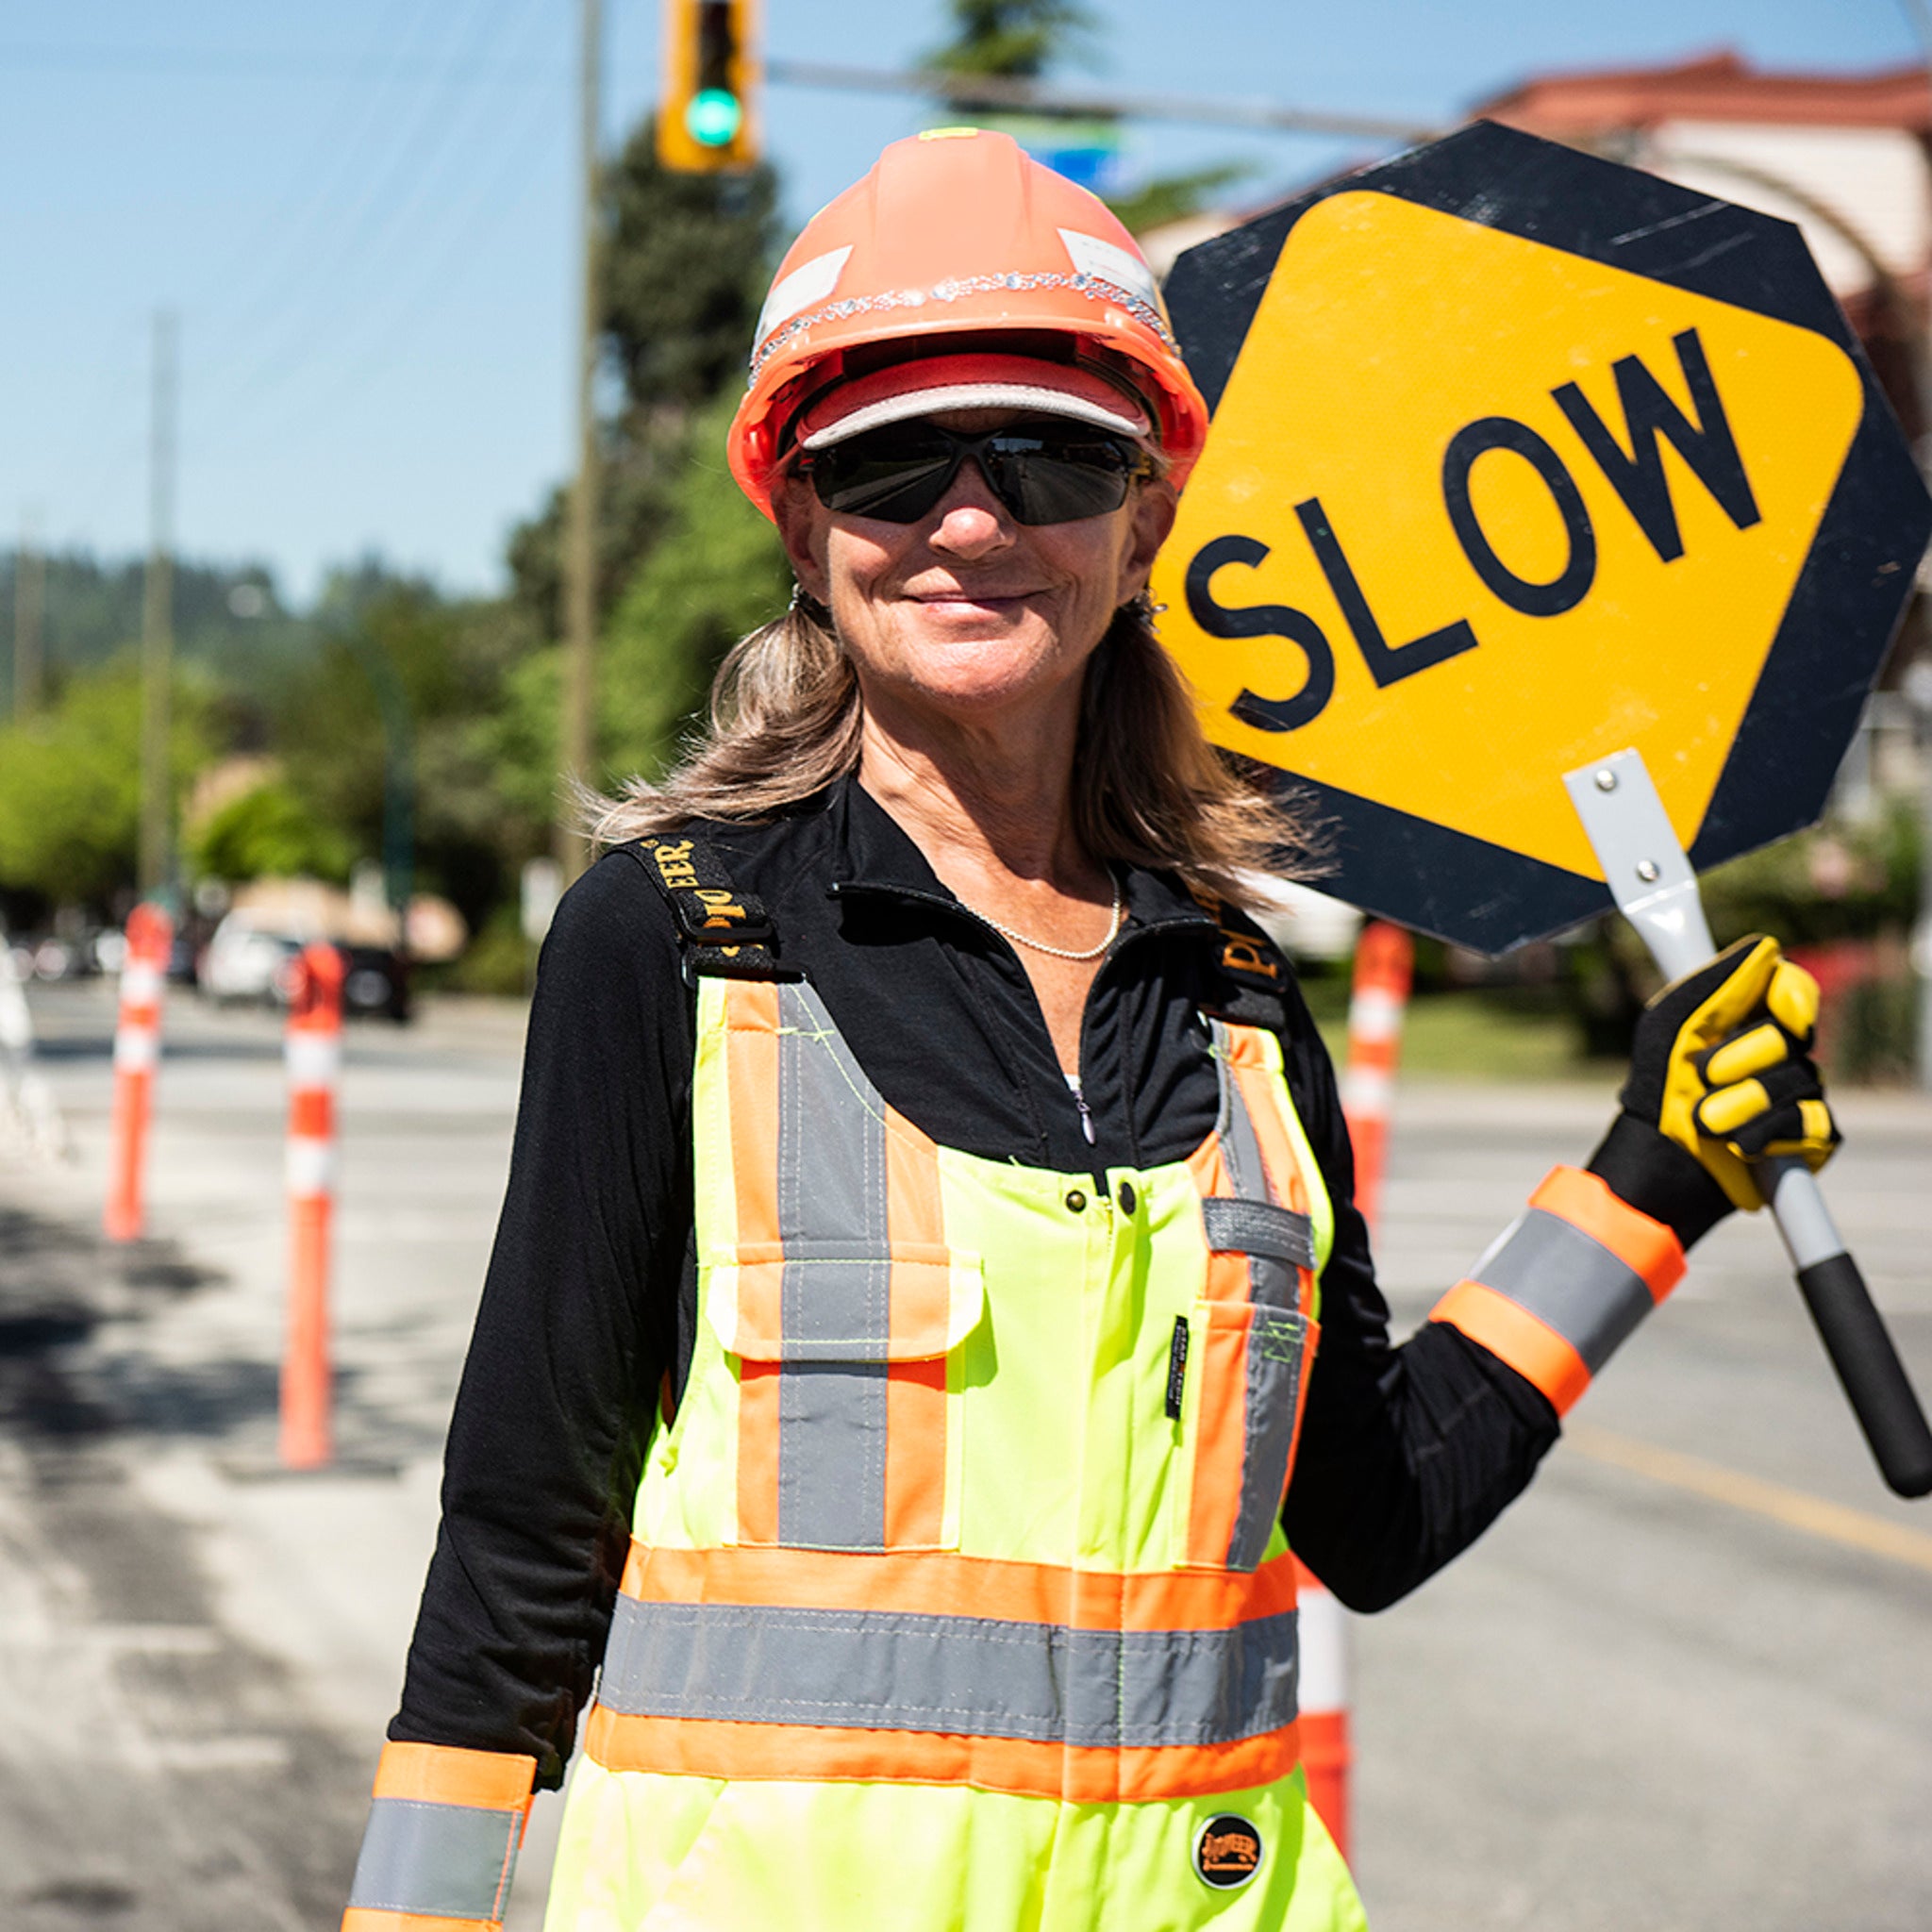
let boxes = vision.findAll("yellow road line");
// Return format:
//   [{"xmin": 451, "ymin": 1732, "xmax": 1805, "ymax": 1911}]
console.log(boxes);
[{"xmin": 1563, "ymin": 1424, "xmax": 1932, "ymax": 1576}]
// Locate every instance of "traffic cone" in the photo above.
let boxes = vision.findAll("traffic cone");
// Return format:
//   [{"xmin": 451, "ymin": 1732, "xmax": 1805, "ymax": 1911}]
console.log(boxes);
[
  {"xmin": 281, "ymin": 943, "xmax": 344, "ymax": 1470},
  {"xmin": 1300, "ymin": 921, "xmax": 1413, "ymax": 1864},
  {"xmin": 1340, "ymin": 922, "xmax": 1414, "ymax": 1237},
  {"xmin": 104, "ymin": 904, "xmax": 173, "ymax": 1241},
  {"xmin": 1295, "ymin": 1557, "xmax": 1354, "ymax": 1864}
]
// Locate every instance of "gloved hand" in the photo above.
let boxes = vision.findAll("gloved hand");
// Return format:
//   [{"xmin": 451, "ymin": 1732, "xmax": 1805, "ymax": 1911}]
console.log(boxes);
[{"xmin": 1619, "ymin": 934, "xmax": 1839, "ymax": 1212}]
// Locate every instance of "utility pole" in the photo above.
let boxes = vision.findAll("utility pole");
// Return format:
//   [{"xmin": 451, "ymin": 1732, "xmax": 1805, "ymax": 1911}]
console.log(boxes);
[
  {"xmin": 558, "ymin": 0, "xmax": 603, "ymax": 885},
  {"xmin": 140, "ymin": 310, "xmax": 176, "ymax": 901},
  {"xmin": 12, "ymin": 510, "xmax": 42, "ymax": 722}
]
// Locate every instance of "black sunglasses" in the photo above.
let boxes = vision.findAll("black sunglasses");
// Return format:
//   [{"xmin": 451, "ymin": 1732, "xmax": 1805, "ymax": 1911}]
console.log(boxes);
[{"xmin": 794, "ymin": 418, "xmax": 1156, "ymax": 526}]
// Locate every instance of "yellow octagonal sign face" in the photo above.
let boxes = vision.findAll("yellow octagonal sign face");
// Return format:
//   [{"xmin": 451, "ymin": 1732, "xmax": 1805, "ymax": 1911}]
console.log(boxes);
[{"xmin": 1154, "ymin": 125, "xmax": 1928, "ymax": 952}]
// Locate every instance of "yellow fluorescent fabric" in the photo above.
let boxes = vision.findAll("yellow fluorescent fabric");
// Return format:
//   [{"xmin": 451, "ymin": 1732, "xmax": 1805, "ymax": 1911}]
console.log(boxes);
[
  {"xmin": 545, "ymin": 1765, "xmax": 1367, "ymax": 1932},
  {"xmin": 550, "ymin": 981, "xmax": 1357, "ymax": 1930}
]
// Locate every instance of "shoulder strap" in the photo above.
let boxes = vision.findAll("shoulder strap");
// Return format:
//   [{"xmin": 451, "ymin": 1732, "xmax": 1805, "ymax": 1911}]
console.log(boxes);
[
  {"xmin": 624, "ymin": 833, "xmax": 798, "ymax": 985},
  {"xmin": 1187, "ymin": 885, "xmax": 1290, "ymax": 1030}
]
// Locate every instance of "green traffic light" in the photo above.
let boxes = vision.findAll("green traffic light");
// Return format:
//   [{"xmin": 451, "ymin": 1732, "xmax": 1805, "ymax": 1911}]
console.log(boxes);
[{"xmin": 686, "ymin": 88, "xmax": 743, "ymax": 148}]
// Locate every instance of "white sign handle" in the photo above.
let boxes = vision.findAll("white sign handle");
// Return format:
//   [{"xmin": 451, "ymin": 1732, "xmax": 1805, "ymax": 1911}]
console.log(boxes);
[{"xmin": 1565, "ymin": 749, "xmax": 1932, "ymax": 1498}]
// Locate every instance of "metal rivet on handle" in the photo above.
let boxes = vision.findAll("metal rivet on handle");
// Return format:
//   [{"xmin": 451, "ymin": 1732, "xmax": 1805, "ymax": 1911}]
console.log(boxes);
[
  {"xmin": 1634, "ymin": 859, "xmax": 1660, "ymax": 883},
  {"xmin": 1593, "ymin": 768, "xmax": 1618, "ymax": 791}
]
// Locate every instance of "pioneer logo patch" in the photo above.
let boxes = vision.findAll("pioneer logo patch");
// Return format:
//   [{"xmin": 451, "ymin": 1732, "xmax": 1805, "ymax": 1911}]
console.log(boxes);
[{"xmin": 1193, "ymin": 1813, "xmax": 1262, "ymax": 1889}]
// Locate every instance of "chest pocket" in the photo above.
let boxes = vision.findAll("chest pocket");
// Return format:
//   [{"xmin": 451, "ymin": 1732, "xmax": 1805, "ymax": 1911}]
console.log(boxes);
[
  {"xmin": 701, "ymin": 979, "xmax": 982, "ymax": 1552},
  {"xmin": 1174, "ymin": 1023, "xmax": 1324, "ymax": 1574}
]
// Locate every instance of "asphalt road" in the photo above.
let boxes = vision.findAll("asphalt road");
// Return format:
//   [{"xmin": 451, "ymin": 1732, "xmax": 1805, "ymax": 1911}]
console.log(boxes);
[{"xmin": 1, "ymin": 979, "xmax": 1927, "ymax": 1930}]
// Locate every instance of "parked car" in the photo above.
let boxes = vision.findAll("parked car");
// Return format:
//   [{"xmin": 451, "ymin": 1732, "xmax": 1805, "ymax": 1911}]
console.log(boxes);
[
  {"xmin": 198, "ymin": 913, "xmax": 303, "ymax": 1008},
  {"xmin": 339, "ymin": 943, "xmax": 410, "ymax": 1024}
]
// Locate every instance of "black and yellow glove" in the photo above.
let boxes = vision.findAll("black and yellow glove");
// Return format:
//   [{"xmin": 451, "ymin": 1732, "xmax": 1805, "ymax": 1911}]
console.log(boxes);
[{"xmin": 1619, "ymin": 934, "xmax": 1839, "ymax": 1212}]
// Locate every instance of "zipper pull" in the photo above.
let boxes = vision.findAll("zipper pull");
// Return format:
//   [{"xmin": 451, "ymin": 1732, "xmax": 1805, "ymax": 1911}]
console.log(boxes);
[
  {"xmin": 1068, "ymin": 1074, "xmax": 1096, "ymax": 1146},
  {"xmin": 1165, "ymin": 1316, "xmax": 1190, "ymax": 1421}
]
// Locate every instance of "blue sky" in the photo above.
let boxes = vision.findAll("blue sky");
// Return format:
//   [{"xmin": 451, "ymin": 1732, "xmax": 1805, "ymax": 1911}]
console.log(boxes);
[{"xmin": 0, "ymin": 1, "xmax": 1919, "ymax": 605}]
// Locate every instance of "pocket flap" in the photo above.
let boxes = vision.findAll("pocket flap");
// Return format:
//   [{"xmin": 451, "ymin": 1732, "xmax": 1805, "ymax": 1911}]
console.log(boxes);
[
  {"xmin": 1201, "ymin": 1196, "xmax": 1315, "ymax": 1271},
  {"xmin": 703, "ymin": 1242, "xmax": 986, "ymax": 1362}
]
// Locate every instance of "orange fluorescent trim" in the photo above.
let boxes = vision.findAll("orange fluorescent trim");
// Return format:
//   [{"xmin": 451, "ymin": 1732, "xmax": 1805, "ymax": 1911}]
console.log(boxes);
[
  {"xmin": 370, "ymin": 1740, "xmax": 536, "ymax": 1811},
  {"xmin": 724, "ymin": 981, "xmax": 781, "ymax": 1255},
  {"xmin": 584, "ymin": 1707, "xmax": 1300, "ymax": 1805},
  {"xmin": 1184, "ymin": 1302, "xmax": 1251, "ymax": 1569},
  {"xmin": 1229, "ymin": 1049, "xmax": 1301, "ymax": 1218},
  {"xmin": 621, "ymin": 1542, "xmax": 1300, "ymax": 1632},
  {"xmin": 1431, "ymin": 1279, "xmax": 1591, "ymax": 1414},
  {"xmin": 735, "ymin": 1361, "xmax": 781, "ymax": 1544},
  {"xmin": 884, "ymin": 1358, "xmax": 947, "ymax": 1546},
  {"xmin": 1530, "ymin": 1166, "xmax": 1684, "ymax": 1303},
  {"xmin": 343, "ymin": 1912, "xmax": 497, "ymax": 1932}
]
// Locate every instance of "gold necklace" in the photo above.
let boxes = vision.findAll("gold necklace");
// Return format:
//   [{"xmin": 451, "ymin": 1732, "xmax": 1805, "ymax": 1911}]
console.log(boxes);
[{"xmin": 965, "ymin": 874, "xmax": 1124, "ymax": 962}]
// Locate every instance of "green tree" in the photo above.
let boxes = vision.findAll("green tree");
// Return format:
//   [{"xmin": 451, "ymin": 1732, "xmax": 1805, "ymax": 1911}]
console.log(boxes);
[
  {"xmin": 0, "ymin": 664, "xmax": 213, "ymax": 904},
  {"xmin": 273, "ymin": 569, "xmax": 544, "ymax": 932},
  {"xmin": 599, "ymin": 391, "xmax": 791, "ymax": 783},
  {"xmin": 922, "ymin": 0, "xmax": 1098, "ymax": 84},
  {"xmin": 1105, "ymin": 160, "xmax": 1255, "ymax": 240},
  {"xmin": 186, "ymin": 777, "xmax": 354, "ymax": 884},
  {"xmin": 507, "ymin": 118, "xmax": 780, "ymax": 641}
]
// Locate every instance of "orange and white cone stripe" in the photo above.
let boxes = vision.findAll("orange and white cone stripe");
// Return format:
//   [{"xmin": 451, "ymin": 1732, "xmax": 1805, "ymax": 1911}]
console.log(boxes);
[
  {"xmin": 1305, "ymin": 921, "xmax": 1413, "ymax": 1868},
  {"xmin": 1294, "ymin": 1556, "xmax": 1353, "ymax": 1863},
  {"xmin": 282, "ymin": 942, "xmax": 344, "ymax": 1470},
  {"xmin": 1340, "ymin": 921, "xmax": 1413, "ymax": 1241},
  {"xmin": 104, "ymin": 904, "xmax": 173, "ymax": 1242}
]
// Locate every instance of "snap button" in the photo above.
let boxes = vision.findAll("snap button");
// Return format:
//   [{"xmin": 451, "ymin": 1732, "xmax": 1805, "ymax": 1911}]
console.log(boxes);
[
  {"xmin": 1117, "ymin": 1181, "xmax": 1137, "ymax": 1215},
  {"xmin": 1065, "ymin": 1189, "xmax": 1087, "ymax": 1213}
]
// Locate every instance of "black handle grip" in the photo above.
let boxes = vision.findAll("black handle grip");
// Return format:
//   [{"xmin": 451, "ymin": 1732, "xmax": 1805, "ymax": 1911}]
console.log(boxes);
[{"xmin": 1795, "ymin": 1253, "xmax": 1932, "ymax": 1498}]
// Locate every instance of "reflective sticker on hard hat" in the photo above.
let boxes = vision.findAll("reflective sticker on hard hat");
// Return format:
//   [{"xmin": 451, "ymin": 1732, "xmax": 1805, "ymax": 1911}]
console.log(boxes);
[
  {"xmin": 756, "ymin": 246, "xmax": 854, "ymax": 351},
  {"xmin": 1193, "ymin": 1814, "xmax": 1264, "ymax": 1889},
  {"xmin": 1058, "ymin": 228, "xmax": 1161, "ymax": 312}
]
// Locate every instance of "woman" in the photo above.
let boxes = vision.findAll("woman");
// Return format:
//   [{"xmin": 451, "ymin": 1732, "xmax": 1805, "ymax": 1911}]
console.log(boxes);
[{"xmin": 341, "ymin": 130, "xmax": 1836, "ymax": 1932}]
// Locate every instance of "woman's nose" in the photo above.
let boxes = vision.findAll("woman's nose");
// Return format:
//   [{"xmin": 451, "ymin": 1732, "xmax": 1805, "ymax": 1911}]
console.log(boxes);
[{"xmin": 926, "ymin": 461, "xmax": 1016, "ymax": 558}]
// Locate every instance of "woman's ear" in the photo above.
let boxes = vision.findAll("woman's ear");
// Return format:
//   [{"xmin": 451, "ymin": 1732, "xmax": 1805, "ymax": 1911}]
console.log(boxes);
[
  {"xmin": 1121, "ymin": 475, "xmax": 1178, "ymax": 604},
  {"xmin": 772, "ymin": 475, "xmax": 831, "ymax": 605}
]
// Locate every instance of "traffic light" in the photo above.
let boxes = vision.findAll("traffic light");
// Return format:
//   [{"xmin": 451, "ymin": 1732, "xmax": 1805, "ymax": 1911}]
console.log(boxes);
[{"xmin": 658, "ymin": 0, "xmax": 761, "ymax": 173}]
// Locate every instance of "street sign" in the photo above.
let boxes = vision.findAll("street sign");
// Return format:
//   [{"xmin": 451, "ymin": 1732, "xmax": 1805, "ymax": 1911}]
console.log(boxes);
[{"xmin": 1153, "ymin": 121, "xmax": 1932, "ymax": 954}]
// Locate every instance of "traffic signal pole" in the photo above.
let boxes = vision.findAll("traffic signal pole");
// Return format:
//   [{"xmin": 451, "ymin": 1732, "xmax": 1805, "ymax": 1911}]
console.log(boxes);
[{"xmin": 558, "ymin": 0, "xmax": 603, "ymax": 888}]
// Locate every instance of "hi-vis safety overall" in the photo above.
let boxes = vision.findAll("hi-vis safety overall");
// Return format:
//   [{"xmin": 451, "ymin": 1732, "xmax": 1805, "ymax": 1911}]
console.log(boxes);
[
  {"xmin": 342, "ymin": 966, "xmax": 1695, "ymax": 1931},
  {"xmin": 542, "ymin": 972, "xmax": 1364, "ymax": 1931}
]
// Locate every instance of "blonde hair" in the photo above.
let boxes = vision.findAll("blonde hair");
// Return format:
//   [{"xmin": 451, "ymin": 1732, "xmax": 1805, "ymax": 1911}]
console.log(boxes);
[{"xmin": 588, "ymin": 595, "xmax": 1320, "ymax": 908}]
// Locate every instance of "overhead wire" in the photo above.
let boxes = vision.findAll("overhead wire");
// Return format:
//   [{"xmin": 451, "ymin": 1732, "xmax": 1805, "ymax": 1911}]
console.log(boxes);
[
  {"xmin": 204, "ymin": 0, "xmax": 541, "ymax": 417},
  {"xmin": 199, "ymin": 0, "xmax": 569, "ymax": 473},
  {"xmin": 44, "ymin": 2, "xmax": 448, "ymax": 557}
]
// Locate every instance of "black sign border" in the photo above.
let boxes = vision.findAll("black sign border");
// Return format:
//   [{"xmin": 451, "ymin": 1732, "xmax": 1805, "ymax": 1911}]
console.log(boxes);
[{"xmin": 1166, "ymin": 119, "xmax": 1931, "ymax": 954}]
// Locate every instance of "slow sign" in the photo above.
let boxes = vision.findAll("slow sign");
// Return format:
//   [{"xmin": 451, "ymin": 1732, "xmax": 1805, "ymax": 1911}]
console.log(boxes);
[{"xmin": 1154, "ymin": 122, "xmax": 1931, "ymax": 954}]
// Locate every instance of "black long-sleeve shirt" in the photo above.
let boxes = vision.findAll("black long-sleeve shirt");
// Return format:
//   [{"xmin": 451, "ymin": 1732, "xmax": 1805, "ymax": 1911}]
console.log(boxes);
[{"xmin": 391, "ymin": 777, "xmax": 1571, "ymax": 1790}]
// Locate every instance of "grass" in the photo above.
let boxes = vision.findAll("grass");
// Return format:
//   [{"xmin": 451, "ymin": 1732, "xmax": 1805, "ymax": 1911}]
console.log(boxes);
[{"xmin": 1301, "ymin": 977, "xmax": 1620, "ymax": 1083}]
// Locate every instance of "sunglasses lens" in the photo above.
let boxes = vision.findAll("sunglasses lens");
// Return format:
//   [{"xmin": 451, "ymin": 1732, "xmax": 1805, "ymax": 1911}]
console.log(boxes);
[
  {"xmin": 808, "ymin": 429, "xmax": 959, "ymax": 520},
  {"xmin": 805, "ymin": 423, "xmax": 1143, "ymax": 525},
  {"xmin": 983, "ymin": 435, "xmax": 1136, "ymax": 525}
]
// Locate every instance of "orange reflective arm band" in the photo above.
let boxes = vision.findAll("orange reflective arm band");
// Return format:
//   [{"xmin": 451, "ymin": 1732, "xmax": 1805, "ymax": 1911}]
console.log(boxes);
[
  {"xmin": 1428, "ymin": 1166, "xmax": 1685, "ymax": 1415},
  {"xmin": 343, "ymin": 1741, "xmax": 537, "ymax": 1930}
]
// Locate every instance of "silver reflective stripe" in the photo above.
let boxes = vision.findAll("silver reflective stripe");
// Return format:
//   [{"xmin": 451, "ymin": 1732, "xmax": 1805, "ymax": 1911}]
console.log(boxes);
[
  {"xmin": 347, "ymin": 1797, "xmax": 518, "ymax": 1921},
  {"xmin": 1201, "ymin": 1197, "xmax": 1314, "ymax": 1271},
  {"xmin": 1210, "ymin": 1020, "xmax": 1272, "ymax": 1205},
  {"xmin": 1226, "ymin": 1309, "xmax": 1308, "ymax": 1571},
  {"xmin": 1471, "ymin": 1207, "xmax": 1655, "ymax": 1373},
  {"xmin": 598, "ymin": 1594, "xmax": 1299, "ymax": 1750},
  {"xmin": 775, "ymin": 982, "xmax": 891, "ymax": 1549},
  {"xmin": 779, "ymin": 1360, "xmax": 887, "ymax": 1549}
]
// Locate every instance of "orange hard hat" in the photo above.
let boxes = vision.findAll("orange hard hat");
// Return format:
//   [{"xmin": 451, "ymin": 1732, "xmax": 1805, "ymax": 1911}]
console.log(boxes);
[{"xmin": 727, "ymin": 127, "xmax": 1210, "ymax": 517}]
